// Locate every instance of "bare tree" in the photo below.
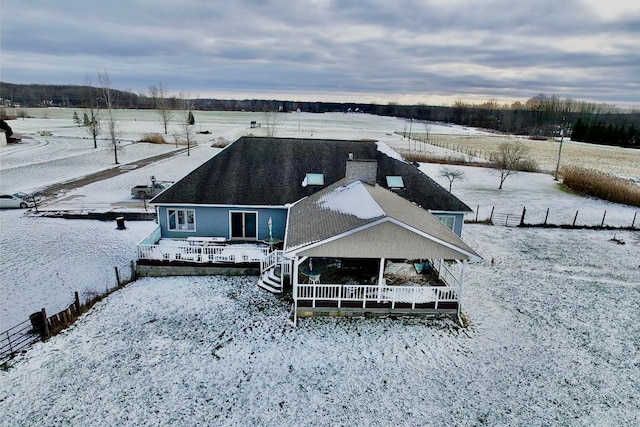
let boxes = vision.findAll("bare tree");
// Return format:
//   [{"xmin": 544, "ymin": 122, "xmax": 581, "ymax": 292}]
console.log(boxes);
[
  {"xmin": 439, "ymin": 167, "xmax": 465, "ymax": 192},
  {"xmin": 97, "ymin": 71, "xmax": 119, "ymax": 164},
  {"xmin": 177, "ymin": 94, "xmax": 195, "ymax": 156},
  {"xmin": 264, "ymin": 111, "xmax": 278, "ymax": 137},
  {"xmin": 149, "ymin": 81, "xmax": 173, "ymax": 134},
  {"xmin": 83, "ymin": 74, "xmax": 100, "ymax": 148},
  {"xmin": 491, "ymin": 140, "xmax": 531, "ymax": 189}
]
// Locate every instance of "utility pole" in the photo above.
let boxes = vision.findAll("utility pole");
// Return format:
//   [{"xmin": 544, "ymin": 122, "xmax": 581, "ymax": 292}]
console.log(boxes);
[{"xmin": 554, "ymin": 117, "xmax": 565, "ymax": 181}]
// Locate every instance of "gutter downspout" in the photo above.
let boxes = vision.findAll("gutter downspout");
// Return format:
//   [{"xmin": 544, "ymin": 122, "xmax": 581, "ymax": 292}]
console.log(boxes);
[{"xmin": 456, "ymin": 260, "xmax": 467, "ymax": 326}]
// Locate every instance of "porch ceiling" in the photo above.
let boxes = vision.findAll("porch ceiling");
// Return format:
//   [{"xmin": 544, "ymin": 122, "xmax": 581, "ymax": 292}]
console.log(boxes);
[{"xmin": 290, "ymin": 220, "xmax": 475, "ymax": 260}]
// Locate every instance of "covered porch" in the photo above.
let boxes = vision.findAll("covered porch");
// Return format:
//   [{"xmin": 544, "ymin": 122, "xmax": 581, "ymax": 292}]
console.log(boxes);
[
  {"xmin": 282, "ymin": 186, "xmax": 482, "ymax": 323},
  {"xmin": 290, "ymin": 255, "xmax": 468, "ymax": 320}
]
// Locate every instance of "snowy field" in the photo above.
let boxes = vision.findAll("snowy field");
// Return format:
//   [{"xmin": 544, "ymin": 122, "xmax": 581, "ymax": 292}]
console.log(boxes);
[
  {"xmin": 420, "ymin": 163, "xmax": 639, "ymax": 228},
  {"xmin": 1, "ymin": 224, "xmax": 639, "ymax": 425},
  {"xmin": 1, "ymin": 110, "xmax": 639, "ymax": 425}
]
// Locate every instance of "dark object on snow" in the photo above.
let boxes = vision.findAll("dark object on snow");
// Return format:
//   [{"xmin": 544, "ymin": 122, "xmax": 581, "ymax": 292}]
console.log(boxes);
[
  {"xmin": 0, "ymin": 120, "xmax": 13, "ymax": 138},
  {"xmin": 29, "ymin": 311, "xmax": 46, "ymax": 334},
  {"xmin": 116, "ymin": 217, "xmax": 126, "ymax": 230},
  {"xmin": 610, "ymin": 234, "xmax": 625, "ymax": 245}
]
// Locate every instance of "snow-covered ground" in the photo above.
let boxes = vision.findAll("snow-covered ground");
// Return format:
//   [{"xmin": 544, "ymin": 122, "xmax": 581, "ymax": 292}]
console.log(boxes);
[
  {"xmin": 1, "ymin": 224, "xmax": 639, "ymax": 426},
  {"xmin": 420, "ymin": 163, "xmax": 639, "ymax": 228},
  {"xmin": 1, "ymin": 110, "xmax": 639, "ymax": 425}
]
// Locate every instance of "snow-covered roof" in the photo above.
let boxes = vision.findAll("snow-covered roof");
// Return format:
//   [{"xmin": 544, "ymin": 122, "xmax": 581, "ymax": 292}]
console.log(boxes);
[
  {"xmin": 285, "ymin": 178, "xmax": 481, "ymax": 261},
  {"xmin": 317, "ymin": 181, "xmax": 385, "ymax": 219}
]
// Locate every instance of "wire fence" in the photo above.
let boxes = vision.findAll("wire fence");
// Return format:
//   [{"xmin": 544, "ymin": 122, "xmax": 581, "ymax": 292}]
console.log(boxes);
[{"xmin": 470, "ymin": 205, "xmax": 639, "ymax": 230}]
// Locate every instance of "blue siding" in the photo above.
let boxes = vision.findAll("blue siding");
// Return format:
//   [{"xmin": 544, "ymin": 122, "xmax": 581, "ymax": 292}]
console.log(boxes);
[
  {"xmin": 452, "ymin": 213, "xmax": 464, "ymax": 236},
  {"xmin": 158, "ymin": 206, "xmax": 288, "ymax": 240},
  {"xmin": 432, "ymin": 212, "xmax": 465, "ymax": 237}
]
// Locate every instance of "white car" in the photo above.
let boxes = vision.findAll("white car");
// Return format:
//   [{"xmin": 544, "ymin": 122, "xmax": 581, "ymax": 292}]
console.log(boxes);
[{"xmin": 0, "ymin": 192, "xmax": 37, "ymax": 209}]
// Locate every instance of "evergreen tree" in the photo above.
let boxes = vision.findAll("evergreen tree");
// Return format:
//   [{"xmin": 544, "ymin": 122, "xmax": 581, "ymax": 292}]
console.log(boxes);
[
  {"xmin": 188, "ymin": 111, "xmax": 195, "ymax": 125},
  {"xmin": 83, "ymin": 112, "xmax": 90, "ymax": 126},
  {"xmin": 72, "ymin": 111, "xmax": 81, "ymax": 126}
]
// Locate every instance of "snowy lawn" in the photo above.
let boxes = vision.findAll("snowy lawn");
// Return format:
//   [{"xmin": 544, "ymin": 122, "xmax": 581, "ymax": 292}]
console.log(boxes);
[
  {"xmin": 1, "ymin": 223, "xmax": 639, "ymax": 426},
  {"xmin": 420, "ymin": 163, "xmax": 639, "ymax": 228},
  {"xmin": 0, "ymin": 209, "xmax": 156, "ymax": 331}
]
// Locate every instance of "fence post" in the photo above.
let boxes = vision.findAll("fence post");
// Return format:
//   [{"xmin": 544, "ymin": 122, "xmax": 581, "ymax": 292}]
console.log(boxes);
[
  {"xmin": 41, "ymin": 308, "xmax": 49, "ymax": 337},
  {"xmin": 520, "ymin": 207, "xmax": 527, "ymax": 226},
  {"xmin": 489, "ymin": 207, "xmax": 495, "ymax": 223},
  {"xmin": 6, "ymin": 330, "xmax": 13, "ymax": 355},
  {"xmin": 475, "ymin": 205, "xmax": 479, "ymax": 222},
  {"xmin": 572, "ymin": 210, "xmax": 579, "ymax": 227},
  {"xmin": 75, "ymin": 291, "xmax": 81, "ymax": 314},
  {"xmin": 544, "ymin": 208, "xmax": 550, "ymax": 225},
  {"xmin": 601, "ymin": 211, "xmax": 607, "ymax": 228},
  {"xmin": 632, "ymin": 212, "xmax": 637, "ymax": 228},
  {"xmin": 130, "ymin": 260, "xmax": 137, "ymax": 281},
  {"xmin": 114, "ymin": 266, "xmax": 121, "ymax": 287}
]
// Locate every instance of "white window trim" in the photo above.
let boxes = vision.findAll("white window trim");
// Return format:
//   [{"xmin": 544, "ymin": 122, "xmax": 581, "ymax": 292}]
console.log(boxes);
[
  {"xmin": 435, "ymin": 215, "xmax": 456, "ymax": 231},
  {"xmin": 229, "ymin": 210, "xmax": 259, "ymax": 240},
  {"xmin": 167, "ymin": 208, "xmax": 196, "ymax": 232}
]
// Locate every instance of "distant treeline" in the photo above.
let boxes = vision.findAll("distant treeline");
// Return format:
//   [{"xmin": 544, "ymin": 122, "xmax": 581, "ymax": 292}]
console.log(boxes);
[{"xmin": 1, "ymin": 82, "xmax": 638, "ymax": 148}]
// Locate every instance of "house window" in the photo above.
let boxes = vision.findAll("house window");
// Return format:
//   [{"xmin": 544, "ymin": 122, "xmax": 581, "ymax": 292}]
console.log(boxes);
[
  {"xmin": 302, "ymin": 173, "xmax": 324, "ymax": 187},
  {"xmin": 435, "ymin": 215, "xmax": 455, "ymax": 231},
  {"xmin": 386, "ymin": 176, "xmax": 404, "ymax": 188},
  {"xmin": 167, "ymin": 209, "xmax": 195, "ymax": 231},
  {"xmin": 230, "ymin": 211, "xmax": 257, "ymax": 240}
]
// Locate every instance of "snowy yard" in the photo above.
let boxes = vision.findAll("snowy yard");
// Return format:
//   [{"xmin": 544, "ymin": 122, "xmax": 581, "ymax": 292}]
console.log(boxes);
[
  {"xmin": 1, "ymin": 223, "xmax": 639, "ymax": 425},
  {"xmin": 1, "ymin": 110, "xmax": 639, "ymax": 425}
]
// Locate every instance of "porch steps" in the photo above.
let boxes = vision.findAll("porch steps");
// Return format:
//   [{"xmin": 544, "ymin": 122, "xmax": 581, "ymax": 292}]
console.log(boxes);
[{"xmin": 258, "ymin": 266, "xmax": 283, "ymax": 294}]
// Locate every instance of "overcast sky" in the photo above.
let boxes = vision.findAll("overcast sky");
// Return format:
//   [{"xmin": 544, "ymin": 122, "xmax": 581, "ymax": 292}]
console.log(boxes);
[{"xmin": 2, "ymin": 0, "xmax": 639, "ymax": 107}]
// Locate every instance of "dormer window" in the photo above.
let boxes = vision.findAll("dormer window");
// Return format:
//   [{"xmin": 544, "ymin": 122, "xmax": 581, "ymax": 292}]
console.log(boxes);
[
  {"xmin": 386, "ymin": 176, "xmax": 404, "ymax": 189},
  {"xmin": 302, "ymin": 173, "xmax": 324, "ymax": 187}
]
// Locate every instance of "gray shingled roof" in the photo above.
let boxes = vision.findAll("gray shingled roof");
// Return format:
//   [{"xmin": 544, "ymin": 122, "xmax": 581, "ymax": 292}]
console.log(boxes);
[
  {"xmin": 285, "ymin": 179, "xmax": 481, "ymax": 261},
  {"xmin": 151, "ymin": 136, "xmax": 472, "ymax": 212}
]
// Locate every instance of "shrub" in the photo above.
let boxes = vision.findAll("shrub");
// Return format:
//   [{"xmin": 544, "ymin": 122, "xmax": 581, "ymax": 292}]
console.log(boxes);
[
  {"xmin": 517, "ymin": 157, "xmax": 539, "ymax": 172},
  {"xmin": 561, "ymin": 166, "xmax": 640, "ymax": 207},
  {"xmin": 211, "ymin": 137, "xmax": 230, "ymax": 148},
  {"xmin": 399, "ymin": 150, "xmax": 469, "ymax": 165},
  {"xmin": 140, "ymin": 133, "xmax": 166, "ymax": 144}
]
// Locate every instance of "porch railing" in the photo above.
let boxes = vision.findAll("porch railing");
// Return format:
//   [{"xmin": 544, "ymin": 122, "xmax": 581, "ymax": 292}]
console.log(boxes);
[
  {"xmin": 260, "ymin": 249, "xmax": 290, "ymax": 274},
  {"xmin": 139, "ymin": 225, "xmax": 162, "ymax": 246},
  {"xmin": 296, "ymin": 283, "xmax": 459, "ymax": 310},
  {"xmin": 431, "ymin": 259, "xmax": 460, "ymax": 288},
  {"xmin": 138, "ymin": 243, "xmax": 269, "ymax": 264}
]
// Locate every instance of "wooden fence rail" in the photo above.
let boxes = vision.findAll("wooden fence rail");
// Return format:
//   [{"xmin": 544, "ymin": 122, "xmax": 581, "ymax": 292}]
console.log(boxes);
[{"xmin": 0, "ymin": 261, "xmax": 137, "ymax": 365}]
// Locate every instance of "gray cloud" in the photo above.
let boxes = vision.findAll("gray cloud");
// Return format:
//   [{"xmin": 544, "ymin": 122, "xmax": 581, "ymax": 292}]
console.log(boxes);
[{"xmin": 2, "ymin": 0, "xmax": 638, "ymax": 107}]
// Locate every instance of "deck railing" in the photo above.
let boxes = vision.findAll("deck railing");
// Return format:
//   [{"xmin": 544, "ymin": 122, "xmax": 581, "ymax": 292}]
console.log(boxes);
[
  {"xmin": 260, "ymin": 250, "xmax": 291, "ymax": 274},
  {"xmin": 138, "ymin": 243, "xmax": 269, "ymax": 264},
  {"xmin": 139, "ymin": 225, "xmax": 162, "ymax": 246},
  {"xmin": 431, "ymin": 259, "xmax": 460, "ymax": 288},
  {"xmin": 296, "ymin": 283, "xmax": 459, "ymax": 310}
]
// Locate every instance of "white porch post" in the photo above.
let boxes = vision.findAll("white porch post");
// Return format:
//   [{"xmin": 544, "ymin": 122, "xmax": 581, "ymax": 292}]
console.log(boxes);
[
  {"xmin": 456, "ymin": 259, "xmax": 467, "ymax": 319},
  {"xmin": 377, "ymin": 258, "xmax": 385, "ymax": 302},
  {"xmin": 292, "ymin": 256, "xmax": 300, "ymax": 326}
]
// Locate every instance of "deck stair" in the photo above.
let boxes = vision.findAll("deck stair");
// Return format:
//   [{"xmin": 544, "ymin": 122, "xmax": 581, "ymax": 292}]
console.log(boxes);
[{"xmin": 258, "ymin": 265, "xmax": 283, "ymax": 294}]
